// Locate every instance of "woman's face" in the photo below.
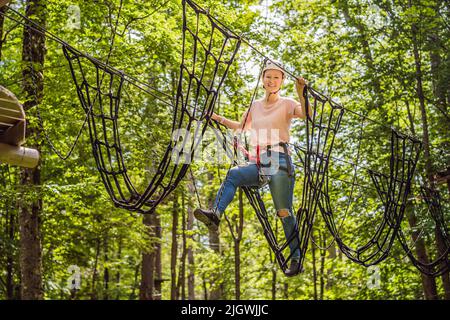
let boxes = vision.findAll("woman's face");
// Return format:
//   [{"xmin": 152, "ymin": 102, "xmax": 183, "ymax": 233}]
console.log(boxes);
[{"xmin": 263, "ymin": 69, "xmax": 284, "ymax": 93}]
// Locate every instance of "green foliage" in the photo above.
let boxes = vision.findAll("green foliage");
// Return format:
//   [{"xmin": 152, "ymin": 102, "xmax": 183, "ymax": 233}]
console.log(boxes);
[{"xmin": 0, "ymin": 0, "xmax": 448, "ymax": 300}]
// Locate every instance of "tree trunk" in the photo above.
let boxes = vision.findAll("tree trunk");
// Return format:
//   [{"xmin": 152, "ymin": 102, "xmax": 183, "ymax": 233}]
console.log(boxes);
[
  {"xmin": 170, "ymin": 191, "xmax": 179, "ymax": 300},
  {"xmin": 153, "ymin": 212, "xmax": 162, "ymax": 300},
  {"xmin": 177, "ymin": 190, "xmax": 187, "ymax": 300},
  {"xmin": 339, "ymin": 0, "xmax": 385, "ymax": 112},
  {"xmin": 411, "ymin": 16, "xmax": 449, "ymax": 299},
  {"xmin": 429, "ymin": 44, "xmax": 448, "ymax": 119},
  {"xmin": 319, "ymin": 231, "xmax": 326, "ymax": 300},
  {"xmin": 187, "ymin": 185, "xmax": 196, "ymax": 299},
  {"xmin": 1, "ymin": 177, "xmax": 17, "ymax": 301},
  {"xmin": 130, "ymin": 263, "xmax": 139, "ymax": 300},
  {"xmin": 411, "ymin": 27, "xmax": 431, "ymax": 179},
  {"xmin": 270, "ymin": 250, "xmax": 276, "ymax": 300},
  {"xmin": 115, "ymin": 237, "xmax": 122, "ymax": 299},
  {"xmin": 5, "ymin": 203, "xmax": 15, "ymax": 299},
  {"xmin": 428, "ymin": 18, "xmax": 450, "ymax": 301},
  {"xmin": 326, "ymin": 242, "xmax": 337, "ymax": 291},
  {"xmin": 401, "ymin": 71, "xmax": 441, "ymax": 299},
  {"xmin": 91, "ymin": 238, "xmax": 100, "ymax": 300},
  {"xmin": 202, "ymin": 276, "xmax": 208, "ymax": 300},
  {"xmin": 283, "ymin": 282, "xmax": 288, "ymax": 300},
  {"xmin": 434, "ymin": 228, "xmax": 450, "ymax": 300},
  {"xmin": 407, "ymin": 208, "xmax": 438, "ymax": 299},
  {"xmin": 208, "ymin": 227, "xmax": 222, "ymax": 300},
  {"xmin": 428, "ymin": 21, "xmax": 449, "ymax": 136},
  {"xmin": 403, "ymin": 114, "xmax": 439, "ymax": 300},
  {"xmin": 139, "ymin": 214, "xmax": 155, "ymax": 300},
  {"xmin": 103, "ymin": 235, "xmax": 109, "ymax": 300},
  {"xmin": 270, "ymin": 220, "xmax": 279, "ymax": 300},
  {"xmin": 233, "ymin": 187, "xmax": 244, "ymax": 300},
  {"xmin": 311, "ymin": 232, "xmax": 318, "ymax": 300},
  {"xmin": 0, "ymin": 5, "xmax": 6, "ymax": 60},
  {"xmin": 18, "ymin": 0, "xmax": 46, "ymax": 300},
  {"xmin": 207, "ymin": 173, "xmax": 222, "ymax": 300}
]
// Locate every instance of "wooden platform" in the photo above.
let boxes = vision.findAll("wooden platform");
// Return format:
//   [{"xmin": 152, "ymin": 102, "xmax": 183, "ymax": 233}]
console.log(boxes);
[
  {"xmin": 0, "ymin": 85, "xmax": 39, "ymax": 168},
  {"xmin": 0, "ymin": 1, "xmax": 11, "ymax": 8},
  {"xmin": 0, "ymin": 86, "xmax": 26, "ymax": 146}
]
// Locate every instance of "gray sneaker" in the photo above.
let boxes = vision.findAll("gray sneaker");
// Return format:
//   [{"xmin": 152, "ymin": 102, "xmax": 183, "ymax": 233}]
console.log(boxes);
[
  {"xmin": 285, "ymin": 259, "xmax": 303, "ymax": 277},
  {"xmin": 194, "ymin": 208, "xmax": 220, "ymax": 231}
]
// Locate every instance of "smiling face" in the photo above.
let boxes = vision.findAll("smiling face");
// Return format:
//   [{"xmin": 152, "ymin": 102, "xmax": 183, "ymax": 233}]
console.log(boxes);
[{"xmin": 263, "ymin": 69, "xmax": 284, "ymax": 93}]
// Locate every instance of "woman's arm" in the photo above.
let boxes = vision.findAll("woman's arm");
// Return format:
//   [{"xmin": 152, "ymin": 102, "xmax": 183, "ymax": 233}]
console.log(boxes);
[
  {"xmin": 294, "ymin": 77, "xmax": 313, "ymax": 119},
  {"xmin": 211, "ymin": 110, "xmax": 251, "ymax": 130}
]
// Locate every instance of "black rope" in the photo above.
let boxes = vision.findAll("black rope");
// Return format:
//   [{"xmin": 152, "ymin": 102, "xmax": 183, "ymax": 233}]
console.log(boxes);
[
  {"xmin": 1, "ymin": 7, "xmax": 175, "ymax": 107},
  {"xmin": 317, "ymin": 130, "xmax": 422, "ymax": 267},
  {"xmin": 60, "ymin": 0, "xmax": 241, "ymax": 213},
  {"xmin": 309, "ymin": 112, "xmax": 367, "ymax": 251},
  {"xmin": 394, "ymin": 185, "xmax": 449, "ymax": 276}
]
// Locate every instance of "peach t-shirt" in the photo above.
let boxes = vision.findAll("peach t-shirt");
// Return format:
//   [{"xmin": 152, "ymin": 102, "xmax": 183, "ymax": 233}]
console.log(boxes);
[{"xmin": 240, "ymin": 97, "xmax": 303, "ymax": 156}]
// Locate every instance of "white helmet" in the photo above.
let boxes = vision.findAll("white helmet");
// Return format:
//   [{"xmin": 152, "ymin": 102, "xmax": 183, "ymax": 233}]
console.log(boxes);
[{"xmin": 262, "ymin": 60, "xmax": 285, "ymax": 78}]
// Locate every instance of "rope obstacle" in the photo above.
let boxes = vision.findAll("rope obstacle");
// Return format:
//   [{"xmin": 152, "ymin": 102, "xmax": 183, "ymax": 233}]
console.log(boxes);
[{"xmin": 0, "ymin": 0, "xmax": 447, "ymax": 277}]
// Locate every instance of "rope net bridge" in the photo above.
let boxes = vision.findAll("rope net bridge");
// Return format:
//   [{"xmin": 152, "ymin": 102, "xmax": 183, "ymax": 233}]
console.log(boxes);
[
  {"xmin": 1, "ymin": 0, "xmax": 243, "ymax": 213},
  {"xmin": 0, "ymin": 0, "xmax": 241, "ymax": 213},
  {"xmin": 60, "ymin": 0, "xmax": 241, "ymax": 213},
  {"xmin": 312, "ymin": 114, "xmax": 448, "ymax": 277},
  {"xmin": 318, "ymin": 131, "xmax": 421, "ymax": 265},
  {"xmin": 396, "ymin": 176, "xmax": 450, "ymax": 276},
  {"xmin": 2, "ymin": 0, "xmax": 448, "ymax": 276}
]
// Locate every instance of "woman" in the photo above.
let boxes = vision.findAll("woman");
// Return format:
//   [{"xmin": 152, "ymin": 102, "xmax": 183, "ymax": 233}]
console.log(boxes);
[{"xmin": 195, "ymin": 60, "xmax": 311, "ymax": 276}]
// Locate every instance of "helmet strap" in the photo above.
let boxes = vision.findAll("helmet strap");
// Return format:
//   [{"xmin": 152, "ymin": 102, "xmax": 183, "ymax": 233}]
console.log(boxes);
[{"xmin": 265, "ymin": 89, "xmax": 281, "ymax": 102}]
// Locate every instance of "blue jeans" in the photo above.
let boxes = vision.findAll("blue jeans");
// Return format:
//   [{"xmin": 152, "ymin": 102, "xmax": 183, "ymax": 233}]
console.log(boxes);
[{"xmin": 214, "ymin": 151, "xmax": 301, "ymax": 260}]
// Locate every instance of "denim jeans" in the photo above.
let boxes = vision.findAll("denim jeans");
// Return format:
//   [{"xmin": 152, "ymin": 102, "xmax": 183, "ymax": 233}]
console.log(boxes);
[{"xmin": 214, "ymin": 151, "xmax": 301, "ymax": 260}]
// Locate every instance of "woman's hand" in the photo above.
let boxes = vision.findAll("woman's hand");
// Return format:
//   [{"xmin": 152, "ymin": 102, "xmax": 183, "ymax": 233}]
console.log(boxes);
[
  {"xmin": 295, "ymin": 77, "xmax": 307, "ymax": 91},
  {"xmin": 211, "ymin": 112, "xmax": 220, "ymax": 121},
  {"xmin": 294, "ymin": 77, "xmax": 311, "ymax": 119}
]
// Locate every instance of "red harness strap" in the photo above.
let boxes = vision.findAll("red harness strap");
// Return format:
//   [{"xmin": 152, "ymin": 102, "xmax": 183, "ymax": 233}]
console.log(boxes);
[
  {"xmin": 256, "ymin": 144, "xmax": 261, "ymax": 167},
  {"xmin": 233, "ymin": 137, "xmax": 259, "ymax": 162},
  {"xmin": 233, "ymin": 139, "xmax": 292, "ymax": 177}
]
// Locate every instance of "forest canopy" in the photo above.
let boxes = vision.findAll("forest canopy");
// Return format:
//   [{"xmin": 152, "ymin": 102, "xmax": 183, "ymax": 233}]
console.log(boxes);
[{"xmin": 0, "ymin": 0, "xmax": 448, "ymax": 300}]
